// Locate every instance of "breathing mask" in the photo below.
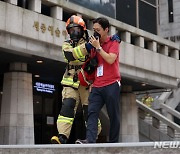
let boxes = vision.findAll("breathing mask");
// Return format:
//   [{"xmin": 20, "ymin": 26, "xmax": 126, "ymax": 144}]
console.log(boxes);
[
  {"xmin": 93, "ymin": 31, "xmax": 101, "ymax": 39},
  {"xmin": 69, "ymin": 26, "xmax": 84, "ymax": 43}
]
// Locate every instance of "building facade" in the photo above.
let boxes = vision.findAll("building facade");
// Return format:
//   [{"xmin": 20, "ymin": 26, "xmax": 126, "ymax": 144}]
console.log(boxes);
[
  {"xmin": 158, "ymin": 0, "xmax": 180, "ymax": 125},
  {"xmin": 158, "ymin": 0, "xmax": 180, "ymax": 43},
  {"xmin": 69, "ymin": 0, "xmax": 159, "ymax": 34},
  {"xmin": 0, "ymin": 0, "xmax": 180, "ymax": 145},
  {"xmin": 116, "ymin": 0, "xmax": 158, "ymax": 34}
]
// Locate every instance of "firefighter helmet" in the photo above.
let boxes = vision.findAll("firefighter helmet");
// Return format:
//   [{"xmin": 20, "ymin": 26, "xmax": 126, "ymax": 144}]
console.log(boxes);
[
  {"xmin": 66, "ymin": 15, "xmax": 86, "ymax": 42},
  {"xmin": 66, "ymin": 15, "xmax": 86, "ymax": 32}
]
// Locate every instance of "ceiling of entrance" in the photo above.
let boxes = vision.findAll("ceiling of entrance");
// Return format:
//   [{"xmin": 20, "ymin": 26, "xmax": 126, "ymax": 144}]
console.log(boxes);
[{"xmin": 0, "ymin": 50, "xmax": 162, "ymax": 93}]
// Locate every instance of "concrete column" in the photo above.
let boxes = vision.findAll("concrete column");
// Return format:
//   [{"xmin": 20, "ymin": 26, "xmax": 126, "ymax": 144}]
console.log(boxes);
[
  {"xmin": 170, "ymin": 49, "xmax": 179, "ymax": 59},
  {"xmin": 120, "ymin": 86, "xmax": 139, "ymax": 142},
  {"xmin": 121, "ymin": 31, "xmax": 131, "ymax": 43},
  {"xmin": 0, "ymin": 63, "xmax": 34, "ymax": 145},
  {"xmin": 159, "ymin": 45, "xmax": 168, "ymax": 56},
  {"xmin": 109, "ymin": 26, "xmax": 116, "ymax": 36},
  {"xmin": 51, "ymin": 6, "xmax": 63, "ymax": 20},
  {"xmin": 0, "ymin": 92, "xmax": 2, "ymax": 116},
  {"xmin": 135, "ymin": 36, "xmax": 144, "ymax": 48},
  {"xmin": 5, "ymin": 0, "xmax": 17, "ymax": 5},
  {"xmin": 28, "ymin": 0, "xmax": 41, "ymax": 13},
  {"xmin": 148, "ymin": 41, "xmax": 157, "ymax": 52}
]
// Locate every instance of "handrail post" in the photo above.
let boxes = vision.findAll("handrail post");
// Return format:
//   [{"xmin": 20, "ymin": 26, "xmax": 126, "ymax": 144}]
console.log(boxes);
[
  {"xmin": 152, "ymin": 116, "xmax": 160, "ymax": 129},
  {"xmin": 167, "ymin": 126, "xmax": 175, "ymax": 138},
  {"xmin": 138, "ymin": 108, "xmax": 146, "ymax": 120}
]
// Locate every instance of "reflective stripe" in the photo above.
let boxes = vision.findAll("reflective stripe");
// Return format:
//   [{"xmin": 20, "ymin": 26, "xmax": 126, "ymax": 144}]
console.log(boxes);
[
  {"xmin": 78, "ymin": 56, "xmax": 86, "ymax": 61},
  {"xmin": 62, "ymin": 50, "xmax": 85, "ymax": 63},
  {"xmin": 74, "ymin": 46, "xmax": 83, "ymax": 59},
  {"xmin": 62, "ymin": 44, "xmax": 72, "ymax": 49},
  {"xmin": 98, "ymin": 119, "xmax": 101, "ymax": 127},
  {"xmin": 84, "ymin": 119, "xmax": 101, "ymax": 128},
  {"xmin": 61, "ymin": 77, "xmax": 80, "ymax": 89},
  {"xmin": 57, "ymin": 115, "xmax": 74, "ymax": 125},
  {"xmin": 62, "ymin": 44, "xmax": 71, "ymax": 50},
  {"xmin": 63, "ymin": 43, "xmax": 86, "ymax": 62}
]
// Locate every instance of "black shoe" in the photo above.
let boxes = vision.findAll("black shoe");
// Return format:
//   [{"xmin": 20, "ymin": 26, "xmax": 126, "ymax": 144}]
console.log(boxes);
[{"xmin": 75, "ymin": 139, "xmax": 88, "ymax": 144}]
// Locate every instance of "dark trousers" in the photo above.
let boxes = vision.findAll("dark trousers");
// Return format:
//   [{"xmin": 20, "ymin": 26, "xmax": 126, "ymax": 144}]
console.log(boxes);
[{"xmin": 87, "ymin": 81, "xmax": 121, "ymax": 143}]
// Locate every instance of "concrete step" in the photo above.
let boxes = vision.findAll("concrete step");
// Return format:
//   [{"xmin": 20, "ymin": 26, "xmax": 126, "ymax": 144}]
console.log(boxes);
[{"xmin": 0, "ymin": 142, "xmax": 179, "ymax": 154}]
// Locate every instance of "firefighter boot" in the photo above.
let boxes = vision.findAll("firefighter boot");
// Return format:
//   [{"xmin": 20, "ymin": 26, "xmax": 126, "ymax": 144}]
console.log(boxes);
[{"xmin": 51, "ymin": 134, "xmax": 68, "ymax": 144}]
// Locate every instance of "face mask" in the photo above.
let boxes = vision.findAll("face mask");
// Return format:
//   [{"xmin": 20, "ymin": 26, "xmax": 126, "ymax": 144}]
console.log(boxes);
[
  {"xmin": 93, "ymin": 31, "xmax": 101, "ymax": 39},
  {"xmin": 69, "ymin": 27, "xmax": 84, "ymax": 43}
]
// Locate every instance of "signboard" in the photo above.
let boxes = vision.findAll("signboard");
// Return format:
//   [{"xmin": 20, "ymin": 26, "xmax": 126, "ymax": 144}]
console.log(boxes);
[
  {"xmin": 34, "ymin": 82, "xmax": 55, "ymax": 94},
  {"xmin": 47, "ymin": 116, "xmax": 54, "ymax": 125},
  {"xmin": 69, "ymin": 0, "xmax": 116, "ymax": 18}
]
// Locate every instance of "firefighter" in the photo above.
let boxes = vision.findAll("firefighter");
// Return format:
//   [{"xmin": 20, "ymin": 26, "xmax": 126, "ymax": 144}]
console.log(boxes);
[
  {"xmin": 51, "ymin": 15, "xmax": 101, "ymax": 144},
  {"xmin": 141, "ymin": 92, "xmax": 154, "ymax": 108}
]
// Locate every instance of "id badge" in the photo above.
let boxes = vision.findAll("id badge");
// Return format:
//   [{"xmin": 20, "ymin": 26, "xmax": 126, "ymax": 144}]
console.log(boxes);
[{"xmin": 97, "ymin": 65, "xmax": 103, "ymax": 77}]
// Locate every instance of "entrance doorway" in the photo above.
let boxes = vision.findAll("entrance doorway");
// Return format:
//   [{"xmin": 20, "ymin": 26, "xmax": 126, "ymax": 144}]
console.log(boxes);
[
  {"xmin": 33, "ymin": 81, "xmax": 61, "ymax": 144},
  {"xmin": 32, "ymin": 80, "xmax": 86, "ymax": 144}
]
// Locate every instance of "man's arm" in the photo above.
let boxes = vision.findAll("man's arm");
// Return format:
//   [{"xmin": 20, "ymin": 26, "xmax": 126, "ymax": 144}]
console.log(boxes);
[
  {"xmin": 97, "ymin": 48, "xmax": 117, "ymax": 64},
  {"xmin": 89, "ymin": 36, "xmax": 118, "ymax": 64}
]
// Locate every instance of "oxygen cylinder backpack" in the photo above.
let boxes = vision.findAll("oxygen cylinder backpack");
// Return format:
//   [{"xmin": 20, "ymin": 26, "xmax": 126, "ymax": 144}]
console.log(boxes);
[{"xmin": 78, "ymin": 50, "xmax": 98, "ymax": 87}]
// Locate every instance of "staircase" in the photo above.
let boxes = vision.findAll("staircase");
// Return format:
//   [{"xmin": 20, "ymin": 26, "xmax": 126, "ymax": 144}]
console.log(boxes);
[
  {"xmin": 138, "ymin": 80, "xmax": 180, "ymax": 142},
  {"xmin": 137, "ymin": 100, "xmax": 180, "ymax": 142}
]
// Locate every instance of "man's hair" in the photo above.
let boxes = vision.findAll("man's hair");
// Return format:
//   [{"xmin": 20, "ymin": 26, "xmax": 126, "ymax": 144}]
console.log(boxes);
[{"xmin": 93, "ymin": 17, "xmax": 110, "ymax": 30}]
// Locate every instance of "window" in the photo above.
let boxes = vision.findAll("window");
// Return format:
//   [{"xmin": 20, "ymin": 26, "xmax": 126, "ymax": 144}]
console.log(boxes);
[
  {"xmin": 139, "ymin": 0, "xmax": 157, "ymax": 34},
  {"xmin": 41, "ymin": 4, "xmax": 50, "ymax": 17},
  {"xmin": 62, "ymin": 10, "xmax": 73, "ymax": 22},
  {"xmin": 168, "ymin": 0, "xmax": 174, "ymax": 23},
  {"xmin": 116, "ymin": 0, "xmax": 136, "ymax": 27},
  {"xmin": 69, "ymin": 0, "xmax": 116, "ymax": 18},
  {"xmin": 17, "ymin": 0, "xmax": 28, "ymax": 9}
]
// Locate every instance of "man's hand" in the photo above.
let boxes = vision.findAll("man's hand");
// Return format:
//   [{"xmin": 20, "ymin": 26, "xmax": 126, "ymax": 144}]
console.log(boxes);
[{"xmin": 89, "ymin": 35, "xmax": 101, "ymax": 49}]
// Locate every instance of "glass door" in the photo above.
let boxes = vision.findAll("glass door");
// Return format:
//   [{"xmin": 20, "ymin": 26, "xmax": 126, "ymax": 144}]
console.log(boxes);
[{"xmin": 33, "ymin": 81, "xmax": 61, "ymax": 144}]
